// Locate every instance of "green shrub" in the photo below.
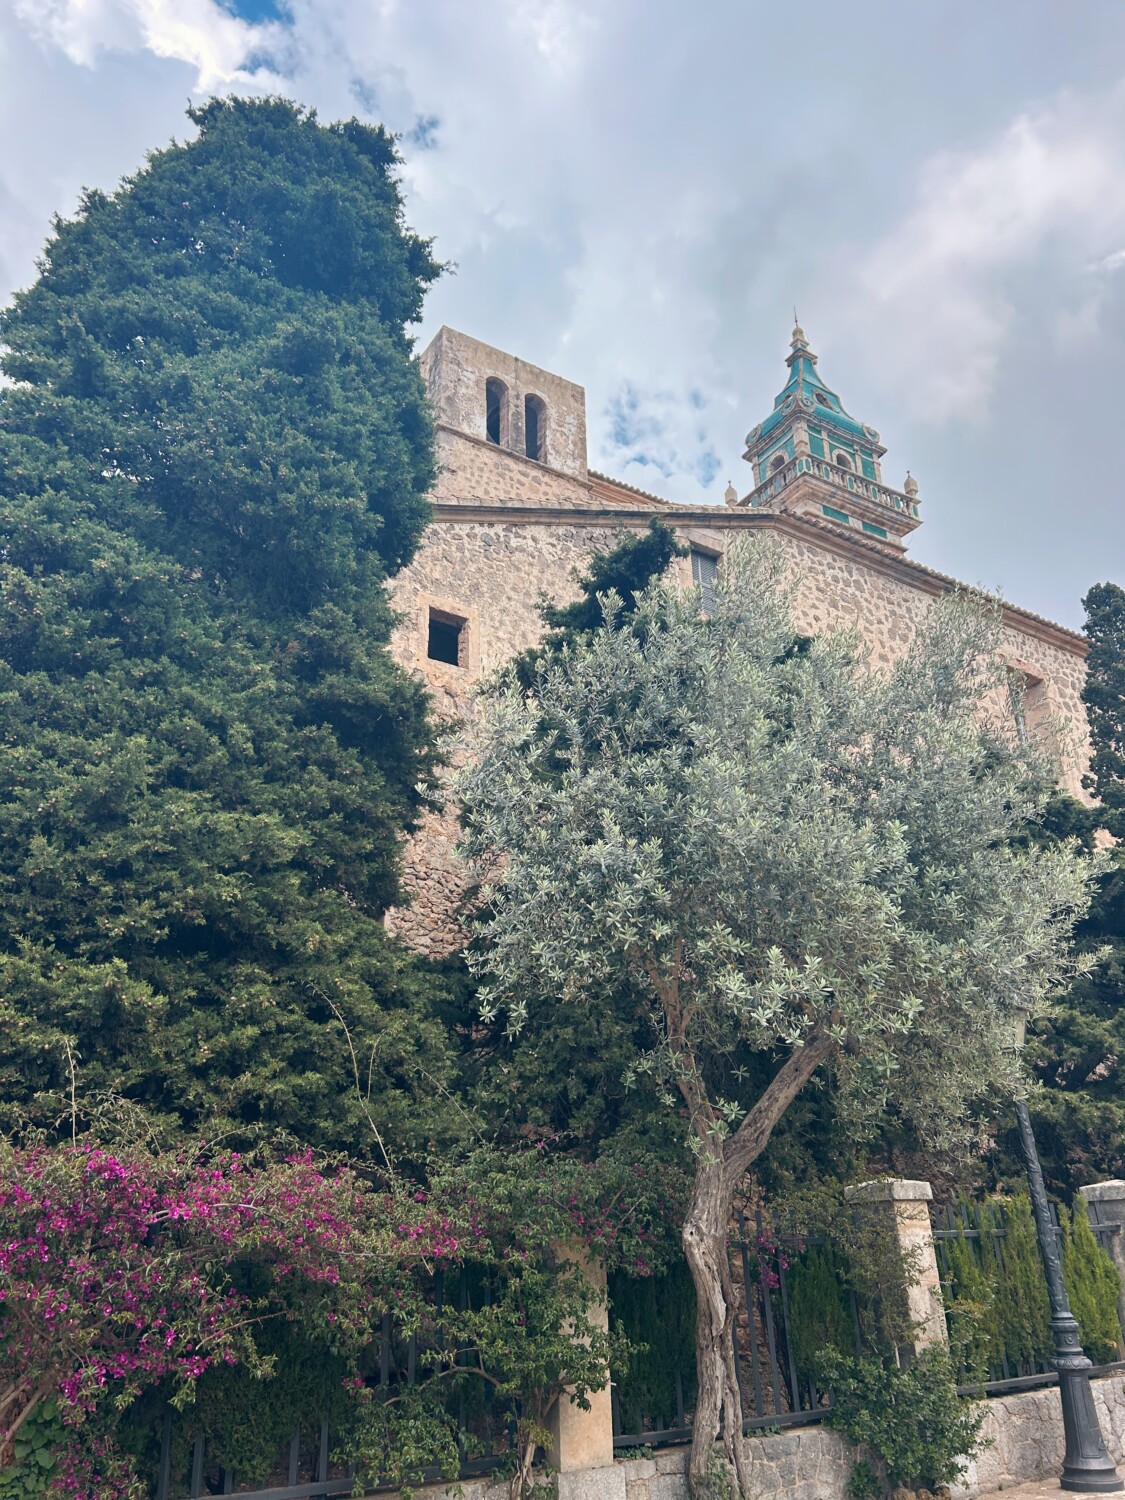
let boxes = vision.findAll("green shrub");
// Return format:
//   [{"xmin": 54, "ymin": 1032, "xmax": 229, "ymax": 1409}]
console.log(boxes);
[
  {"xmin": 940, "ymin": 1223, "xmax": 999, "ymax": 1381},
  {"xmin": 939, "ymin": 1194, "xmax": 1122, "ymax": 1378},
  {"xmin": 989, "ymin": 1195, "xmax": 1053, "ymax": 1372},
  {"xmin": 608, "ymin": 1258, "xmax": 696, "ymax": 1430},
  {"xmin": 818, "ymin": 1344, "xmax": 987, "ymax": 1494},
  {"xmin": 845, "ymin": 1458, "xmax": 880, "ymax": 1500},
  {"xmin": 787, "ymin": 1242, "xmax": 853, "ymax": 1386},
  {"xmin": 0, "ymin": 1399, "xmax": 63, "ymax": 1498},
  {"xmin": 1061, "ymin": 1203, "xmax": 1123, "ymax": 1365}
]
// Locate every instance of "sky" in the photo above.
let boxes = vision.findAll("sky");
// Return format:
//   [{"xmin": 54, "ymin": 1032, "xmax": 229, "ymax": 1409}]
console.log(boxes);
[{"xmin": 2, "ymin": 1, "xmax": 1124, "ymax": 631}]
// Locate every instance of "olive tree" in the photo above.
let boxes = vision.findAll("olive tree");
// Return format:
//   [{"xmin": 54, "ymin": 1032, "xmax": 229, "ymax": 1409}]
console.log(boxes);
[{"xmin": 457, "ymin": 539, "xmax": 1097, "ymax": 1497}]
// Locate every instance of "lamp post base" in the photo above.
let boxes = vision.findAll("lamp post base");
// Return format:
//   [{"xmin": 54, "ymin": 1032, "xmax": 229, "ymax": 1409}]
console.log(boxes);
[{"xmin": 1057, "ymin": 1348, "xmax": 1123, "ymax": 1492}]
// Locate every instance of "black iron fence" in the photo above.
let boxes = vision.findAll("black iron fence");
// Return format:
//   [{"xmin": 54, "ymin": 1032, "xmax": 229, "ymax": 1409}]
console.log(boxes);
[
  {"xmin": 930, "ymin": 1198, "xmax": 1124, "ymax": 1391},
  {"xmin": 153, "ymin": 1268, "xmax": 516, "ymax": 1500},
  {"xmin": 147, "ymin": 1196, "xmax": 1125, "ymax": 1491},
  {"xmin": 610, "ymin": 1208, "xmax": 854, "ymax": 1450}
]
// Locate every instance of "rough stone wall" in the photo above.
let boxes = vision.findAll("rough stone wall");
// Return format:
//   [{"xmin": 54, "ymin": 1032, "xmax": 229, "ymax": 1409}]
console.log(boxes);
[
  {"xmin": 619, "ymin": 1428, "xmax": 853, "ymax": 1500},
  {"xmin": 428, "ymin": 426, "xmax": 656, "ymax": 510},
  {"xmin": 386, "ymin": 514, "xmax": 639, "ymax": 954},
  {"xmin": 421, "ymin": 325, "xmax": 589, "ymax": 478},
  {"xmin": 341, "ymin": 1377, "xmax": 1125, "ymax": 1500},
  {"xmin": 773, "ymin": 528, "xmax": 1091, "ymax": 799},
  {"xmin": 386, "ymin": 375, "xmax": 1091, "ymax": 956},
  {"xmin": 954, "ymin": 1373, "xmax": 1125, "ymax": 1496}
]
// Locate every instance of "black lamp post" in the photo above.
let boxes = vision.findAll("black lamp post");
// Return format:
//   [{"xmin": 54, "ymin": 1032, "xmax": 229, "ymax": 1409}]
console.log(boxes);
[{"xmin": 1011, "ymin": 1012, "xmax": 1122, "ymax": 1492}]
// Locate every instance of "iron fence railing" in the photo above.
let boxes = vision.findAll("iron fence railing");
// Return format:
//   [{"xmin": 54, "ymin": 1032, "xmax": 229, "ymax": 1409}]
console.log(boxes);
[
  {"xmin": 152, "ymin": 1267, "xmax": 516, "ymax": 1499},
  {"xmin": 148, "ymin": 1196, "xmax": 1125, "ymax": 1488},
  {"xmin": 611, "ymin": 1208, "xmax": 854, "ymax": 1450},
  {"xmin": 930, "ymin": 1199, "xmax": 1124, "ymax": 1391}
]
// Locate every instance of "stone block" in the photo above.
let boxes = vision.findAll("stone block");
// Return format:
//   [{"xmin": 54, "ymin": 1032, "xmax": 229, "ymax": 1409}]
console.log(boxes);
[
  {"xmin": 557, "ymin": 1466, "xmax": 627, "ymax": 1500},
  {"xmin": 645, "ymin": 1471, "xmax": 688, "ymax": 1500},
  {"xmin": 768, "ymin": 1432, "xmax": 801, "ymax": 1456},
  {"xmin": 654, "ymin": 1449, "xmax": 688, "ymax": 1474},
  {"xmin": 620, "ymin": 1458, "xmax": 657, "ymax": 1482}
]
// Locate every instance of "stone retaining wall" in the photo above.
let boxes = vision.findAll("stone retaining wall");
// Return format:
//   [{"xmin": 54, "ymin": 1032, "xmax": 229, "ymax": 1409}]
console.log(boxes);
[
  {"xmin": 619, "ymin": 1427, "xmax": 853, "ymax": 1500},
  {"xmin": 954, "ymin": 1373, "xmax": 1125, "ymax": 1497},
  {"xmin": 366, "ymin": 1375, "xmax": 1125, "ymax": 1500}
]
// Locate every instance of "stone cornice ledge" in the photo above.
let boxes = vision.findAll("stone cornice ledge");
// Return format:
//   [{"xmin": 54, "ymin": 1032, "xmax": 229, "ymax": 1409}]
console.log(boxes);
[{"xmin": 428, "ymin": 501, "xmax": 1087, "ymax": 657}]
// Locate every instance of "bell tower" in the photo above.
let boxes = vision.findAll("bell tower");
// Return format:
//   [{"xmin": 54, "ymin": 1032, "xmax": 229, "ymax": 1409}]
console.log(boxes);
[{"xmin": 731, "ymin": 323, "xmax": 921, "ymax": 551}]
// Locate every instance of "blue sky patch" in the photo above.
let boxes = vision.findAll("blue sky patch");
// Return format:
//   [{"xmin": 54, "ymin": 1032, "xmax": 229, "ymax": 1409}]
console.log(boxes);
[
  {"xmin": 350, "ymin": 78, "xmax": 380, "ymax": 115},
  {"xmin": 218, "ymin": 0, "xmax": 288, "ymax": 22},
  {"xmin": 695, "ymin": 450, "xmax": 721, "ymax": 487}
]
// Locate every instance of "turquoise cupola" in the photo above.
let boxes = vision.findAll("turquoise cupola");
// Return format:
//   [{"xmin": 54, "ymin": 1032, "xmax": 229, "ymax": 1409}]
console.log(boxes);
[{"xmin": 732, "ymin": 323, "xmax": 921, "ymax": 551}]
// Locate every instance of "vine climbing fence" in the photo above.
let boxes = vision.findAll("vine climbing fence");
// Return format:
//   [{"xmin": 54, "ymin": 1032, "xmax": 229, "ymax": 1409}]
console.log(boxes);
[{"xmin": 152, "ymin": 1266, "xmax": 518, "ymax": 1500}]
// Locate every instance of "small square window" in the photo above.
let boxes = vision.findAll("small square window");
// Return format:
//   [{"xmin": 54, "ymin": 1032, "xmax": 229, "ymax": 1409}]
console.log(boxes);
[{"xmin": 427, "ymin": 609, "xmax": 465, "ymax": 666}]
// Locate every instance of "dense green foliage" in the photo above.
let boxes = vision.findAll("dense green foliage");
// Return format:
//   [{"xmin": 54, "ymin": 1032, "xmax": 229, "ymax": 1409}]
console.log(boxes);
[
  {"xmin": 938, "ymin": 1193, "xmax": 1121, "ymax": 1376},
  {"xmin": 990, "ymin": 580, "xmax": 1125, "ymax": 1195},
  {"xmin": 459, "ymin": 539, "xmax": 1098, "ymax": 1492},
  {"xmin": 1082, "ymin": 582, "xmax": 1125, "ymax": 837},
  {"xmin": 786, "ymin": 1243, "xmax": 854, "ymax": 1387},
  {"xmin": 818, "ymin": 1345, "xmax": 987, "ymax": 1496},
  {"xmin": 467, "ymin": 523, "xmax": 694, "ymax": 1178},
  {"xmin": 1060, "ymin": 1201, "xmax": 1123, "ymax": 1364},
  {"xmin": 608, "ymin": 1257, "xmax": 697, "ymax": 1432},
  {"xmin": 939, "ymin": 1197, "xmax": 1051, "ymax": 1375},
  {"xmin": 510, "ymin": 519, "xmax": 686, "ymax": 691},
  {"xmin": 0, "ymin": 98, "xmax": 458, "ymax": 1156},
  {"xmin": 0, "ymin": 1401, "xmax": 62, "ymax": 1499}
]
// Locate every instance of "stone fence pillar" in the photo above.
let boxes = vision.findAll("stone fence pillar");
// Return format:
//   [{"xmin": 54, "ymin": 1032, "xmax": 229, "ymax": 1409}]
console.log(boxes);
[
  {"xmin": 844, "ymin": 1178, "xmax": 947, "ymax": 1362},
  {"xmin": 1078, "ymin": 1180, "xmax": 1125, "ymax": 1347},
  {"xmin": 546, "ymin": 1245, "xmax": 625, "ymax": 1500}
]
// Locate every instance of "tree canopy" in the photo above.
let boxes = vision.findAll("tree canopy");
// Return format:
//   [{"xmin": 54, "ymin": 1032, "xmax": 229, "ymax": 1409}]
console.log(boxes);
[
  {"xmin": 0, "ymin": 98, "xmax": 456, "ymax": 1157},
  {"xmin": 1082, "ymin": 581, "xmax": 1125, "ymax": 838},
  {"xmin": 458, "ymin": 539, "xmax": 1098, "ymax": 1494},
  {"xmin": 1006, "ymin": 581, "xmax": 1125, "ymax": 1193}
]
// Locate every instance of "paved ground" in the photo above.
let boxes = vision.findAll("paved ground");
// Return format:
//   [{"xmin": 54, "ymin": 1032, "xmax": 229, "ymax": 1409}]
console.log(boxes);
[{"xmin": 976, "ymin": 1485, "xmax": 1089, "ymax": 1499}]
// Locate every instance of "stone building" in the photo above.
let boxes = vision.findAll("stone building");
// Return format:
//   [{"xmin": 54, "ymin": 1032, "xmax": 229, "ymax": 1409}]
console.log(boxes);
[{"xmin": 387, "ymin": 322, "xmax": 1090, "ymax": 956}]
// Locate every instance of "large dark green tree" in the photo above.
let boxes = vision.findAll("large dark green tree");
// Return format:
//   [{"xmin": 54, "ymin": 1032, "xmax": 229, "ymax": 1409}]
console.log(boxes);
[
  {"xmin": 1083, "ymin": 582, "xmax": 1125, "ymax": 838},
  {"xmin": 0, "ymin": 98, "xmax": 457, "ymax": 1157},
  {"xmin": 1010, "ymin": 583, "xmax": 1125, "ymax": 1193}
]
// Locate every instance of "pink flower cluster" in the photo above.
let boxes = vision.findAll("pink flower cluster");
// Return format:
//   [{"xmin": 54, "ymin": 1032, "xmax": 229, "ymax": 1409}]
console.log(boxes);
[{"xmin": 0, "ymin": 1142, "xmax": 464, "ymax": 1492}]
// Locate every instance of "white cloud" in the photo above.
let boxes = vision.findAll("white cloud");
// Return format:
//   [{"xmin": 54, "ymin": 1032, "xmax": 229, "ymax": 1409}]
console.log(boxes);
[
  {"xmin": 3, "ymin": 0, "xmax": 1125, "ymax": 625},
  {"xmin": 13, "ymin": 0, "xmax": 283, "ymax": 91},
  {"xmin": 850, "ymin": 90, "xmax": 1125, "ymax": 423}
]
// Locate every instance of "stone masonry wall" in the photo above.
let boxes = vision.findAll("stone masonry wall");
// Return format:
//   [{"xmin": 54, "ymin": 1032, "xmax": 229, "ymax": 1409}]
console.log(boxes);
[
  {"xmin": 429, "ymin": 426, "xmax": 660, "ymax": 510},
  {"xmin": 955, "ymin": 1373, "xmax": 1125, "ymax": 1496},
  {"xmin": 421, "ymin": 325, "xmax": 590, "ymax": 479},
  {"xmin": 777, "ymin": 528, "xmax": 1091, "ymax": 800},
  {"xmin": 386, "ymin": 514, "xmax": 638, "ymax": 954},
  {"xmin": 342, "ymin": 1375, "xmax": 1125, "ymax": 1500},
  {"xmin": 387, "ymin": 463, "xmax": 1090, "ymax": 956}
]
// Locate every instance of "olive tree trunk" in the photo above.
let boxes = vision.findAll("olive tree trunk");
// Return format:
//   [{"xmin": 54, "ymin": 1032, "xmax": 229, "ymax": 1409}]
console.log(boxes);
[{"xmin": 681, "ymin": 1034, "xmax": 834, "ymax": 1500}]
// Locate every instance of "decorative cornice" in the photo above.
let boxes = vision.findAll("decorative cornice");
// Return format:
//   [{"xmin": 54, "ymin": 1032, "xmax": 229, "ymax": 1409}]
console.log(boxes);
[{"xmin": 427, "ymin": 500, "xmax": 1087, "ymax": 657}]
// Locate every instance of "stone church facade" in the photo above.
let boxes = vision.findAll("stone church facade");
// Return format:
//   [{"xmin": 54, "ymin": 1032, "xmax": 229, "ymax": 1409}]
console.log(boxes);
[{"xmin": 387, "ymin": 323, "xmax": 1091, "ymax": 956}]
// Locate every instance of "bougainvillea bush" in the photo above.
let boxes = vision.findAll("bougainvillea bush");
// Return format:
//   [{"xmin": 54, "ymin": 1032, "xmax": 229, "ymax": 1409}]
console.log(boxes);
[
  {"xmin": 0, "ymin": 1141, "xmax": 457, "ymax": 1497},
  {"xmin": 0, "ymin": 1140, "xmax": 677, "ymax": 1499}
]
